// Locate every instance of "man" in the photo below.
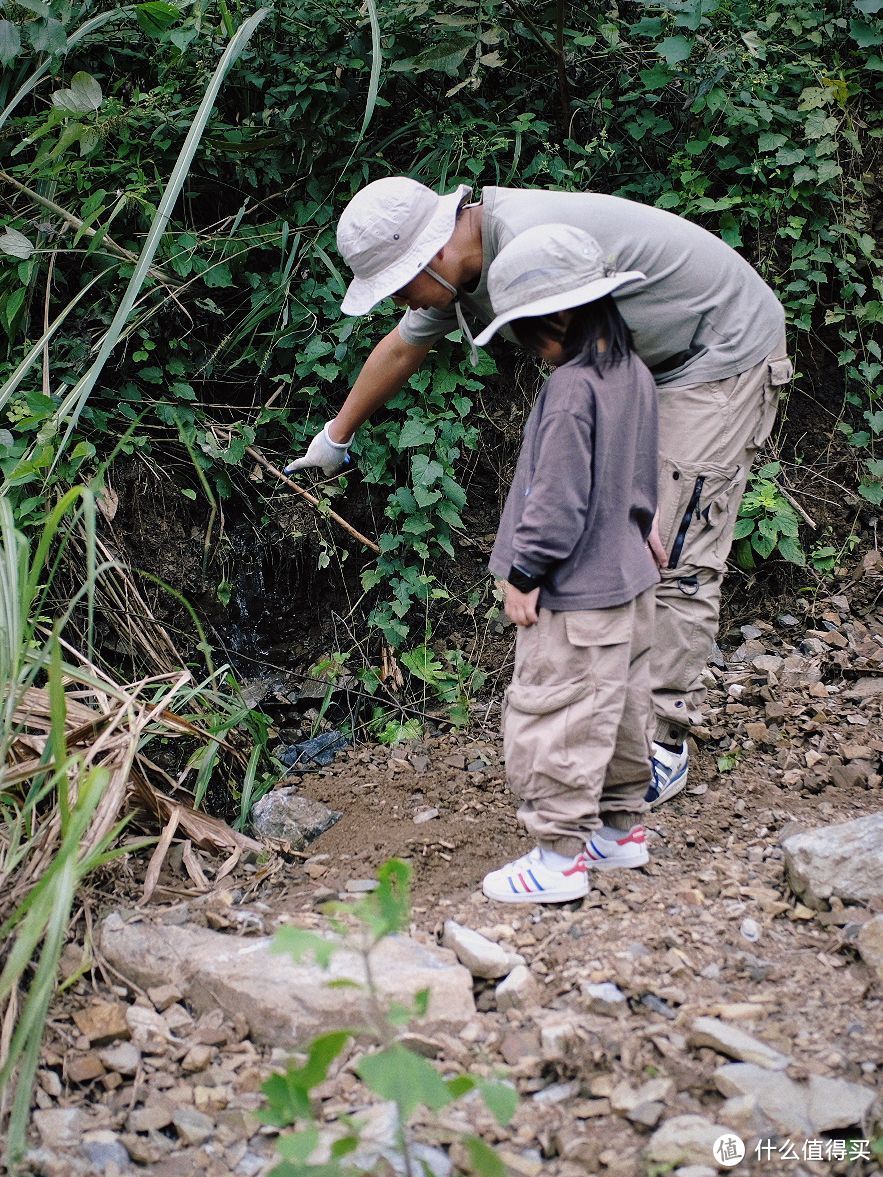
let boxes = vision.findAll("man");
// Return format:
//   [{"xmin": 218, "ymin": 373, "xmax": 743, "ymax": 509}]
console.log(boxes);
[{"xmin": 286, "ymin": 177, "xmax": 793, "ymax": 807}]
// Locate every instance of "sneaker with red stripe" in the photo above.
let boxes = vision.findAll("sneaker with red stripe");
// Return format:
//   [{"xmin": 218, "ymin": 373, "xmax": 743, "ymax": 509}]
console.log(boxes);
[
  {"xmin": 583, "ymin": 824, "xmax": 649, "ymax": 870},
  {"xmin": 482, "ymin": 847, "xmax": 589, "ymax": 904}
]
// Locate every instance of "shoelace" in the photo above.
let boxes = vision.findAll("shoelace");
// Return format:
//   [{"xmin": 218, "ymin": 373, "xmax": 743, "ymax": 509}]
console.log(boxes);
[{"xmin": 424, "ymin": 265, "xmax": 479, "ymax": 366}]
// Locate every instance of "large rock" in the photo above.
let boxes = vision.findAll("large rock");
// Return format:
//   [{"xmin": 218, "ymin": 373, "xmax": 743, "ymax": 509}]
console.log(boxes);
[
  {"xmin": 858, "ymin": 914, "xmax": 883, "ymax": 984},
  {"xmin": 689, "ymin": 1016, "xmax": 790, "ymax": 1070},
  {"xmin": 645, "ymin": 1115, "xmax": 734, "ymax": 1169},
  {"xmin": 782, "ymin": 813, "xmax": 883, "ymax": 909},
  {"xmin": 250, "ymin": 789, "xmax": 341, "ymax": 846},
  {"xmin": 714, "ymin": 1063, "xmax": 875, "ymax": 1136},
  {"xmin": 98, "ymin": 914, "xmax": 474, "ymax": 1047}
]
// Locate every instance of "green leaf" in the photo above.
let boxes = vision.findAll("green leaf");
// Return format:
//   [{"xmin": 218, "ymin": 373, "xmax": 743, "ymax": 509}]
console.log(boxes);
[
  {"xmin": 758, "ymin": 132, "xmax": 787, "ymax": 152},
  {"xmin": 463, "ymin": 1135, "xmax": 505, "ymax": 1177},
  {"xmin": 276, "ymin": 1127, "xmax": 320, "ymax": 1163},
  {"xmin": 851, "ymin": 18, "xmax": 883, "ymax": 47},
  {"xmin": 777, "ymin": 536, "xmax": 806, "ymax": 565},
  {"xmin": 357, "ymin": 1044, "xmax": 452, "ymax": 1118},
  {"xmin": 52, "ymin": 72, "xmax": 102, "ymax": 114},
  {"xmin": 639, "ymin": 64, "xmax": 672, "ymax": 89},
  {"xmin": 0, "ymin": 227, "xmax": 35, "ymax": 259},
  {"xmin": 272, "ymin": 927, "xmax": 338, "ymax": 968},
  {"xmin": 203, "ymin": 263, "xmax": 233, "ymax": 288},
  {"xmin": 476, "ymin": 1078, "xmax": 518, "ymax": 1126},
  {"xmin": 5, "ymin": 286, "xmax": 26, "ymax": 327},
  {"xmin": 136, "ymin": 1, "xmax": 180, "ymax": 35},
  {"xmin": 0, "ymin": 19, "xmax": 21, "ymax": 66},
  {"xmin": 27, "ymin": 17, "xmax": 66, "ymax": 53},
  {"xmin": 398, "ymin": 418, "xmax": 435, "ymax": 448},
  {"xmin": 657, "ymin": 35, "xmax": 692, "ymax": 64}
]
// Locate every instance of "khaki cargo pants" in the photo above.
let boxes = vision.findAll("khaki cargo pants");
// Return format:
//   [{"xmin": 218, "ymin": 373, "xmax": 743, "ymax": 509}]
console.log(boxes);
[
  {"xmin": 503, "ymin": 588, "xmax": 655, "ymax": 857},
  {"xmin": 653, "ymin": 333, "xmax": 793, "ymax": 743}
]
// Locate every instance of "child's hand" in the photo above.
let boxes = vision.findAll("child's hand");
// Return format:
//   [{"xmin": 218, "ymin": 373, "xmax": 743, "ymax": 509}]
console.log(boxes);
[{"xmin": 505, "ymin": 583, "xmax": 540, "ymax": 627}]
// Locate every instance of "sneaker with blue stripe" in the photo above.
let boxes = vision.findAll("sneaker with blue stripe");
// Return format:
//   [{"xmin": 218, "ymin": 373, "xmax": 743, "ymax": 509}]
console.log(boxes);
[
  {"xmin": 482, "ymin": 847, "xmax": 589, "ymax": 904},
  {"xmin": 645, "ymin": 742, "xmax": 689, "ymax": 808}
]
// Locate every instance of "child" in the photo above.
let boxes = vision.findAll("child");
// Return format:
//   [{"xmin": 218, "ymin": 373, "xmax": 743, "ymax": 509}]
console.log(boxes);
[{"xmin": 474, "ymin": 224, "xmax": 660, "ymax": 904}]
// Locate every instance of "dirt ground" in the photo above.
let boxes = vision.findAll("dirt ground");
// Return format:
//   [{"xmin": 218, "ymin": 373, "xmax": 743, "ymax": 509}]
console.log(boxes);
[{"xmin": 25, "ymin": 555, "xmax": 883, "ymax": 1177}]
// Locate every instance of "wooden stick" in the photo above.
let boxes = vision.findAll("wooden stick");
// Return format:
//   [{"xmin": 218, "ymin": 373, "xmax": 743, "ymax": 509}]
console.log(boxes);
[{"xmin": 212, "ymin": 428, "xmax": 381, "ymax": 553}]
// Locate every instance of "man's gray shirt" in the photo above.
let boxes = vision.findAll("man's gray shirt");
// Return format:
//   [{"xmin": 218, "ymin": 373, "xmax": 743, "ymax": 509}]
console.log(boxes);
[
  {"xmin": 399, "ymin": 187, "xmax": 785, "ymax": 386},
  {"xmin": 490, "ymin": 353, "xmax": 660, "ymax": 612}
]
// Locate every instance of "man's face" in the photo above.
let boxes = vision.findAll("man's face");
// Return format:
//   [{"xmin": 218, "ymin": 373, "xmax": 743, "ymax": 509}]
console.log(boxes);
[{"xmin": 391, "ymin": 266, "xmax": 456, "ymax": 311}]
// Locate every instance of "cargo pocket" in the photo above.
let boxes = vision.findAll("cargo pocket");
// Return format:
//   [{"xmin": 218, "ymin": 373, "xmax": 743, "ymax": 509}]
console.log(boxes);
[
  {"xmin": 658, "ymin": 459, "xmax": 742, "ymax": 574},
  {"xmin": 504, "ymin": 607, "xmax": 631, "ymax": 798},
  {"xmin": 753, "ymin": 356, "xmax": 793, "ymax": 448}
]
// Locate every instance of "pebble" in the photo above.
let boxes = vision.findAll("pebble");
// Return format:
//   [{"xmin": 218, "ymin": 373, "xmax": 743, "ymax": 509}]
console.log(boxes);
[
  {"xmin": 97, "ymin": 1041, "xmax": 141, "ymax": 1076},
  {"xmin": 442, "ymin": 920, "xmax": 517, "ymax": 979},
  {"xmin": 33, "ymin": 1107, "xmax": 84, "ymax": 1148},
  {"xmin": 496, "ymin": 965, "xmax": 540, "ymax": 1012},
  {"xmin": 72, "ymin": 1001, "xmax": 130, "ymax": 1046},
  {"xmin": 344, "ymin": 878, "xmax": 379, "ymax": 893},
  {"xmin": 81, "ymin": 1130, "xmax": 129, "ymax": 1172},
  {"xmin": 739, "ymin": 918, "xmax": 761, "ymax": 942},
  {"xmin": 581, "ymin": 981, "xmax": 628, "ymax": 1016},
  {"xmin": 172, "ymin": 1105, "xmax": 215, "ymax": 1146}
]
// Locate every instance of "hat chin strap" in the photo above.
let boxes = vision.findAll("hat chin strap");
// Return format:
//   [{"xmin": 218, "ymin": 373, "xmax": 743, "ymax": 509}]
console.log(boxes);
[{"xmin": 424, "ymin": 266, "xmax": 479, "ymax": 367}]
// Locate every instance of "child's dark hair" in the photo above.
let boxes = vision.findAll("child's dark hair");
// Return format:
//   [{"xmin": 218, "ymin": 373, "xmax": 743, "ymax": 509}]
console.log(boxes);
[{"xmin": 511, "ymin": 295, "xmax": 634, "ymax": 370}]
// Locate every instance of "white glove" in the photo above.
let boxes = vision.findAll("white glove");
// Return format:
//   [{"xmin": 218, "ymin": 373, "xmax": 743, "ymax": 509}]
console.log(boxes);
[{"xmin": 284, "ymin": 421, "xmax": 353, "ymax": 476}]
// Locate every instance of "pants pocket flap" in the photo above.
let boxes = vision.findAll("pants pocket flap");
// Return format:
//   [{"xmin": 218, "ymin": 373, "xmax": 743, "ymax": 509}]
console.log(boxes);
[
  {"xmin": 507, "ymin": 678, "xmax": 593, "ymax": 715},
  {"xmin": 768, "ymin": 358, "xmax": 793, "ymax": 386},
  {"xmin": 564, "ymin": 608, "xmax": 632, "ymax": 648}
]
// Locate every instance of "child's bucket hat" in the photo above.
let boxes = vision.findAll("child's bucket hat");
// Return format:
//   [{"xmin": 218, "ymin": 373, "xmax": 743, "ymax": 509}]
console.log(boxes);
[{"xmin": 474, "ymin": 224, "xmax": 645, "ymax": 346}]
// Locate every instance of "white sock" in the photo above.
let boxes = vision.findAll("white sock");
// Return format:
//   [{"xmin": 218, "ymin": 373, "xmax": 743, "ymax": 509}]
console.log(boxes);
[{"xmin": 540, "ymin": 847, "xmax": 579, "ymax": 871}]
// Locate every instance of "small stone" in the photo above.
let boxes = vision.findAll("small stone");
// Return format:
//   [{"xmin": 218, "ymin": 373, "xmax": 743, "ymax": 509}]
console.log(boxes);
[
  {"xmin": 251, "ymin": 789, "xmax": 341, "ymax": 846},
  {"xmin": 627, "ymin": 1101, "xmax": 665, "ymax": 1128},
  {"xmin": 182, "ymin": 1044, "xmax": 214, "ymax": 1073},
  {"xmin": 689, "ymin": 1017, "xmax": 790, "ymax": 1070},
  {"xmin": 97, "ymin": 1041, "xmax": 141, "ymax": 1076},
  {"xmin": 539, "ymin": 1018, "xmax": 581, "ymax": 1059},
  {"xmin": 857, "ymin": 915, "xmax": 883, "ymax": 983},
  {"xmin": 147, "ymin": 984, "xmax": 182, "ymax": 1012},
  {"xmin": 172, "ymin": 1106, "xmax": 214, "ymax": 1146},
  {"xmin": 581, "ymin": 981, "xmax": 627, "ymax": 1016},
  {"xmin": 533, "ymin": 1079, "xmax": 580, "ymax": 1105},
  {"xmin": 413, "ymin": 807, "xmax": 439, "ymax": 824},
  {"xmin": 783, "ymin": 813, "xmax": 883, "ymax": 909},
  {"xmin": 128, "ymin": 1104, "xmax": 173, "ymax": 1133},
  {"xmin": 126, "ymin": 1005, "xmax": 173, "ymax": 1050},
  {"xmin": 611, "ymin": 1078, "xmax": 675, "ymax": 1114},
  {"xmin": 66, "ymin": 1052, "xmax": 106, "ymax": 1083},
  {"xmin": 442, "ymin": 920, "xmax": 514, "ymax": 979},
  {"xmin": 72, "ymin": 1001, "xmax": 130, "ymax": 1046},
  {"xmin": 33, "ymin": 1107, "xmax": 85, "ymax": 1148},
  {"xmin": 496, "ymin": 965, "xmax": 540, "ymax": 1012},
  {"xmin": 739, "ymin": 918, "xmax": 761, "ymax": 943},
  {"xmin": 81, "ymin": 1129, "xmax": 129, "ymax": 1172},
  {"xmin": 345, "ymin": 878, "xmax": 379, "ymax": 893}
]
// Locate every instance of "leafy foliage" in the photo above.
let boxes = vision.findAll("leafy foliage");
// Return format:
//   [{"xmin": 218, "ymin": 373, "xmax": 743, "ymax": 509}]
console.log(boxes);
[{"xmin": 1, "ymin": 0, "xmax": 881, "ymax": 652}]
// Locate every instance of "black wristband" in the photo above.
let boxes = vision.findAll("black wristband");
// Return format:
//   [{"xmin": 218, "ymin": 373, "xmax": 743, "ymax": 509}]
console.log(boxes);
[{"xmin": 507, "ymin": 565, "xmax": 542, "ymax": 593}]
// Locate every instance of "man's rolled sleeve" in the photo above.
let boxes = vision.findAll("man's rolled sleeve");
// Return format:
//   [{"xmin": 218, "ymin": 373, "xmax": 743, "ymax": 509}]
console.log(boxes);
[{"xmin": 397, "ymin": 307, "xmax": 457, "ymax": 347}]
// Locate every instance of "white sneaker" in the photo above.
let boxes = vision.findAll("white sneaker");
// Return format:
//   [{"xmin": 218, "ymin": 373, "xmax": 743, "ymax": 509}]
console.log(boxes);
[
  {"xmin": 645, "ymin": 742, "xmax": 689, "ymax": 807},
  {"xmin": 482, "ymin": 847, "xmax": 589, "ymax": 904},
  {"xmin": 583, "ymin": 824, "xmax": 649, "ymax": 869}
]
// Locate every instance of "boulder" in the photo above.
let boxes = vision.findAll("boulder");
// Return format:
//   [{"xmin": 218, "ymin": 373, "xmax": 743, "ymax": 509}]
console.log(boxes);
[
  {"xmin": 98, "ymin": 914, "xmax": 474, "ymax": 1047},
  {"xmin": 783, "ymin": 813, "xmax": 883, "ymax": 909},
  {"xmin": 645, "ymin": 1115, "xmax": 734, "ymax": 1169},
  {"xmin": 713, "ymin": 1063, "xmax": 875, "ymax": 1136}
]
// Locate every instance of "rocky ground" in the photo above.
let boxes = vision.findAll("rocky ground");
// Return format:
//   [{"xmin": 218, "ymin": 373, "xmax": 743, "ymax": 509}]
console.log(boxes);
[{"xmin": 21, "ymin": 554, "xmax": 883, "ymax": 1177}]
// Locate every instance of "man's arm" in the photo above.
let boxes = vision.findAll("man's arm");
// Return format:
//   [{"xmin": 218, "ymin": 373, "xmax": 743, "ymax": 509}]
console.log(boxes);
[
  {"xmin": 286, "ymin": 325, "xmax": 434, "ymax": 473},
  {"xmin": 329, "ymin": 326, "xmax": 434, "ymax": 441}
]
